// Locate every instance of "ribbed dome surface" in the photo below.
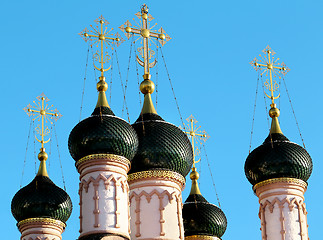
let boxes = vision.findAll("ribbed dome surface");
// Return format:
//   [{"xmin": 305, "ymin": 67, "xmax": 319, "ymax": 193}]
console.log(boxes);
[
  {"xmin": 68, "ymin": 106, "xmax": 138, "ymax": 161},
  {"xmin": 11, "ymin": 175, "xmax": 72, "ymax": 223},
  {"xmin": 183, "ymin": 194, "xmax": 227, "ymax": 238},
  {"xmin": 245, "ymin": 133, "xmax": 313, "ymax": 186},
  {"xmin": 130, "ymin": 113, "xmax": 193, "ymax": 177}
]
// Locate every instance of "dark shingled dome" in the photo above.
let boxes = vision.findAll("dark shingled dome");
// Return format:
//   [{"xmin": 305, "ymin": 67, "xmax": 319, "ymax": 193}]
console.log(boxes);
[
  {"xmin": 183, "ymin": 194, "xmax": 227, "ymax": 238},
  {"xmin": 11, "ymin": 175, "xmax": 72, "ymax": 223},
  {"xmin": 68, "ymin": 106, "xmax": 138, "ymax": 161},
  {"xmin": 245, "ymin": 133, "xmax": 313, "ymax": 186},
  {"xmin": 130, "ymin": 113, "xmax": 193, "ymax": 177}
]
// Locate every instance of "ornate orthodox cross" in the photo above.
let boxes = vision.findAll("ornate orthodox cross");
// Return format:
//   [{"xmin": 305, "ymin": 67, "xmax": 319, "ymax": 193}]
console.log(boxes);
[
  {"xmin": 79, "ymin": 15, "xmax": 124, "ymax": 77},
  {"xmin": 24, "ymin": 93, "xmax": 62, "ymax": 150},
  {"xmin": 250, "ymin": 45, "xmax": 290, "ymax": 105},
  {"xmin": 183, "ymin": 115, "xmax": 210, "ymax": 168},
  {"xmin": 119, "ymin": 4, "xmax": 171, "ymax": 79}
]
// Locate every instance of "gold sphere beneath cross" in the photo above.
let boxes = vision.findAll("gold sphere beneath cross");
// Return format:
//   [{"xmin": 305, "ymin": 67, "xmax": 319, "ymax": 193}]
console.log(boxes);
[
  {"xmin": 269, "ymin": 107, "xmax": 280, "ymax": 118},
  {"xmin": 141, "ymin": 29, "xmax": 150, "ymax": 38},
  {"xmin": 38, "ymin": 151, "xmax": 48, "ymax": 161},
  {"xmin": 190, "ymin": 168, "xmax": 199, "ymax": 180},
  {"xmin": 97, "ymin": 80, "xmax": 108, "ymax": 92},
  {"xmin": 140, "ymin": 80, "xmax": 155, "ymax": 94}
]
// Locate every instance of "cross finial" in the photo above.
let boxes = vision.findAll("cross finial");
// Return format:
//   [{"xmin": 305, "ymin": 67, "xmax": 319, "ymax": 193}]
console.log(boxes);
[
  {"xmin": 119, "ymin": 4, "xmax": 171, "ymax": 80},
  {"xmin": 250, "ymin": 46, "xmax": 289, "ymax": 134},
  {"xmin": 79, "ymin": 15, "xmax": 124, "ymax": 78},
  {"xmin": 183, "ymin": 115, "xmax": 210, "ymax": 168},
  {"xmin": 250, "ymin": 45, "xmax": 290, "ymax": 105},
  {"xmin": 119, "ymin": 5, "xmax": 171, "ymax": 115},
  {"xmin": 23, "ymin": 93, "xmax": 62, "ymax": 176},
  {"xmin": 79, "ymin": 16, "xmax": 124, "ymax": 108}
]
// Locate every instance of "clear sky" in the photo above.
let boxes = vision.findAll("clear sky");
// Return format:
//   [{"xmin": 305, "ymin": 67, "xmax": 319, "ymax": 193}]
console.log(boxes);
[{"xmin": 1, "ymin": 0, "xmax": 323, "ymax": 239}]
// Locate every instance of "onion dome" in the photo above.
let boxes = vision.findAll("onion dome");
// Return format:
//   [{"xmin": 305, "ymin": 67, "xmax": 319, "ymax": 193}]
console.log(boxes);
[
  {"xmin": 245, "ymin": 105, "xmax": 313, "ymax": 186},
  {"xmin": 68, "ymin": 77, "xmax": 138, "ymax": 161},
  {"xmin": 11, "ymin": 148, "xmax": 72, "ymax": 223},
  {"xmin": 129, "ymin": 79, "xmax": 193, "ymax": 177},
  {"xmin": 182, "ymin": 168, "xmax": 227, "ymax": 239}
]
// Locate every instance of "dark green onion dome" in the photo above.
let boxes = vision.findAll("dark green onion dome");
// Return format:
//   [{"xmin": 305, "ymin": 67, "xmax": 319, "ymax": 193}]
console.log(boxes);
[
  {"xmin": 245, "ymin": 133, "xmax": 313, "ymax": 186},
  {"xmin": 182, "ymin": 169, "xmax": 227, "ymax": 238},
  {"xmin": 129, "ymin": 113, "xmax": 193, "ymax": 177},
  {"xmin": 11, "ymin": 175, "xmax": 73, "ymax": 223},
  {"xmin": 68, "ymin": 106, "xmax": 139, "ymax": 161}
]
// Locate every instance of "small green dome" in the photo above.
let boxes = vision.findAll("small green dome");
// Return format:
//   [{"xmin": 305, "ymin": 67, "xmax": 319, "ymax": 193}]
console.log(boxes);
[
  {"xmin": 68, "ymin": 106, "xmax": 139, "ymax": 161},
  {"xmin": 11, "ymin": 175, "xmax": 72, "ymax": 223},
  {"xmin": 183, "ymin": 194, "xmax": 227, "ymax": 238},
  {"xmin": 130, "ymin": 113, "xmax": 193, "ymax": 177},
  {"xmin": 245, "ymin": 133, "xmax": 313, "ymax": 186}
]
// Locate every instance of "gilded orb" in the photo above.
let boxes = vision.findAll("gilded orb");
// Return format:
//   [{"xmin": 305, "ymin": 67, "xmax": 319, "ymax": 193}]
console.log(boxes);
[
  {"xmin": 99, "ymin": 34, "xmax": 105, "ymax": 40},
  {"xmin": 100, "ymin": 20, "xmax": 104, "ymax": 24},
  {"xmin": 267, "ymin": 63, "xmax": 273, "ymax": 69},
  {"xmin": 140, "ymin": 80, "xmax": 155, "ymax": 94},
  {"xmin": 269, "ymin": 107, "xmax": 280, "ymax": 118},
  {"xmin": 116, "ymin": 38, "xmax": 120, "ymax": 42},
  {"xmin": 38, "ymin": 151, "xmax": 48, "ymax": 161},
  {"xmin": 159, "ymin": 33, "xmax": 166, "ymax": 40},
  {"xmin": 141, "ymin": 29, "xmax": 150, "ymax": 38},
  {"xmin": 40, "ymin": 110, "xmax": 45, "ymax": 115},
  {"xmin": 190, "ymin": 170, "xmax": 199, "ymax": 180},
  {"xmin": 125, "ymin": 27, "xmax": 132, "ymax": 33},
  {"xmin": 97, "ymin": 80, "xmax": 108, "ymax": 92},
  {"xmin": 84, "ymin": 33, "xmax": 89, "ymax": 37}
]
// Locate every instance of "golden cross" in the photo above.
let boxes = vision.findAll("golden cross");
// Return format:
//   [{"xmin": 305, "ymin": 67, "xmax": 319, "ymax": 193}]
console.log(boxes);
[
  {"xmin": 183, "ymin": 115, "xmax": 210, "ymax": 168},
  {"xmin": 23, "ymin": 93, "xmax": 62, "ymax": 149},
  {"xmin": 79, "ymin": 15, "xmax": 124, "ymax": 77},
  {"xmin": 250, "ymin": 45, "xmax": 290, "ymax": 105},
  {"xmin": 119, "ymin": 4, "xmax": 171, "ymax": 80}
]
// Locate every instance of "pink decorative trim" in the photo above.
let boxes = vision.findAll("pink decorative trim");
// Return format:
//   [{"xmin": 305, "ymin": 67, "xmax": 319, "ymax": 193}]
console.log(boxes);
[
  {"xmin": 259, "ymin": 207, "xmax": 267, "ymax": 240},
  {"xmin": 175, "ymin": 195, "xmax": 183, "ymax": 239},
  {"xmin": 80, "ymin": 167, "xmax": 127, "ymax": 180},
  {"xmin": 79, "ymin": 182, "xmax": 83, "ymax": 233},
  {"xmin": 93, "ymin": 182, "xmax": 100, "ymax": 228},
  {"xmin": 279, "ymin": 203, "xmax": 285, "ymax": 240}
]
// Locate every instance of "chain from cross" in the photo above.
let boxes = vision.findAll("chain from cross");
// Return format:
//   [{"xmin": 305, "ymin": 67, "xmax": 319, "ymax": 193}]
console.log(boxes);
[
  {"xmin": 23, "ymin": 93, "xmax": 62, "ymax": 149},
  {"xmin": 183, "ymin": 115, "xmax": 210, "ymax": 168},
  {"xmin": 250, "ymin": 45, "xmax": 290, "ymax": 105},
  {"xmin": 79, "ymin": 15, "xmax": 124, "ymax": 77},
  {"xmin": 119, "ymin": 4, "xmax": 171, "ymax": 79}
]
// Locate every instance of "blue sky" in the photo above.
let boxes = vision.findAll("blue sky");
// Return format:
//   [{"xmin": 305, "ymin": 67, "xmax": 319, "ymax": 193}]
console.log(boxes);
[{"xmin": 1, "ymin": 0, "xmax": 323, "ymax": 239}]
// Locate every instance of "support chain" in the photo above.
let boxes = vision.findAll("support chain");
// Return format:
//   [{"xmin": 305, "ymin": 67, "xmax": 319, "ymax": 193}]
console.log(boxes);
[
  {"xmin": 202, "ymin": 143, "xmax": 221, "ymax": 208},
  {"xmin": 159, "ymin": 43, "xmax": 186, "ymax": 131},
  {"xmin": 123, "ymin": 36, "xmax": 134, "ymax": 116},
  {"xmin": 134, "ymin": 38, "xmax": 142, "ymax": 107},
  {"xmin": 281, "ymin": 74, "xmax": 306, "ymax": 148},
  {"xmin": 155, "ymin": 45, "xmax": 159, "ymax": 110},
  {"xmin": 48, "ymin": 125, "xmax": 53, "ymax": 175},
  {"xmin": 114, "ymin": 48, "xmax": 131, "ymax": 123},
  {"xmin": 110, "ymin": 51, "xmax": 114, "ymax": 105},
  {"xmin": 20, "ymin": 118, "xmax": 33, "ymax": 188},
  {"xmin": 32, "ymin": 120, "xmax": 37, "ymax": 174},
  {"xmin": 79, "ymin": 43, "xmax": 90, "ymax": 122},
  {"xmin": 249, "ymin": 72, "xmax": 260, "ymax": 153},
  {"xmin": 53, "ymin": 122, "xmax": 66, "ymax": 191}
]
